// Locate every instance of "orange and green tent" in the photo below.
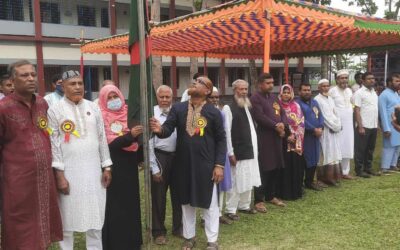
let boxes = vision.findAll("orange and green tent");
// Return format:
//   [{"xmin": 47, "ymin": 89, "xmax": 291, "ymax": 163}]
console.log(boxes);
[{"xmin": 81, "ymin": 0, "xmax": 400, "ymax": 73}]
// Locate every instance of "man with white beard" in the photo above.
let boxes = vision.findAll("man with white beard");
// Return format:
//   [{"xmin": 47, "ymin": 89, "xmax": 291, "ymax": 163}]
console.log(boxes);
[
  {"xmin": 223, "ymin": 80, "xmax": 261, "ymax": 220},
  {"xmin": 149, "ymin": 85, "xmax": 182, "ymax": 245}
]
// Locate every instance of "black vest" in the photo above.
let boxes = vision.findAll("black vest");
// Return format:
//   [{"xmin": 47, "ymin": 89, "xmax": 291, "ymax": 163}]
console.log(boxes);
[{"xmin": 229, "ymin": 99, "xmax": 254, "ymax": 161}]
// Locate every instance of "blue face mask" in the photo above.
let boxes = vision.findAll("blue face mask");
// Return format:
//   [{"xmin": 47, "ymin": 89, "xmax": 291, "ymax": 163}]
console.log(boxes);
[
  {"xmin": 107, "ymin": 98, "xmax": 122, "ymax": 111},
  {"xmin": 55, "ymin": 84, "xmax": 64, "ymax": 94}
]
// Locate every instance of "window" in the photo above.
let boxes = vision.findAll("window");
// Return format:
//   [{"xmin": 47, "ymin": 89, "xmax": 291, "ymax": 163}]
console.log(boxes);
[
  {"xmin": 0, "ymin": 0, "xmax": 24, "ymax": 21},
  {"xmin": 77, "ymin": 5, "xmax": 96, "ymax": 27},
  {"xmin": 40, "ymin": 2, "xmax": 60, "ymax": 24},
  {"xmin": 228, "ymin": 68, "xmax": 246, "ymax": 86},
  {"xmin": 101, "ymin": 8, "xmax": 109, "ymax": 28},
  {"xmin": 103, "ymin": 67, "xmax": 111, "ymax": 80},
  {"xmin": 162, "ymin": 67, "xmax": 180, "ymax": 89},
  {"xmin": 44, "ymin": 66, "xmax": 62, "ymax": 92}
]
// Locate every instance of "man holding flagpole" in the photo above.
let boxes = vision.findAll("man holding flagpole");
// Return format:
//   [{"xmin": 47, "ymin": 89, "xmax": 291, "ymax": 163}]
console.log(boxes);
[{"xmin": 150, "ymin": 76, "xmax": 226, "ymax": 250}]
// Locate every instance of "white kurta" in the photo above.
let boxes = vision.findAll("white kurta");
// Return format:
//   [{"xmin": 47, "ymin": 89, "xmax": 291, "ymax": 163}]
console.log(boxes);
[
  {"xmin": 314, "ymin": 94, "xmax": 342, "ymax": 166},
  {"xmin": 329, "ymin": 86, "xmax": 354, "ymax": 159},
  {"xmin": 223, "ymin": 105, "xmax": 261, "ymax": 193},
  {"xmin": 48, "ymin": 97, "xmax": 112, "ymax": 232}
]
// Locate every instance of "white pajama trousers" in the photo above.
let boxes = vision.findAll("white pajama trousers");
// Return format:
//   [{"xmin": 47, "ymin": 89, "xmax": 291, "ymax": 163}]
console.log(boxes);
[
  {"xmin": 59, "ymin": 229, "xmax": 102, "ymax": 250},
  {"xmin": 225, "ymin": 166, "xmax": 252, "ymax": 214},
  {"xmin": 341, "ymin": 158, "xmax": 351, "ymax": 175},
  {"xmin": 182, "ymin": 184, "xmax": 219, "ymax": 243}
]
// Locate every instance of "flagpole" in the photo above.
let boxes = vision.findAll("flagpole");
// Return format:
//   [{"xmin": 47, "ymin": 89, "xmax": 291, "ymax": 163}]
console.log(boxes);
[{"xmin": 136, "ymin": 0, "xmax": 152, "ymax": 248}]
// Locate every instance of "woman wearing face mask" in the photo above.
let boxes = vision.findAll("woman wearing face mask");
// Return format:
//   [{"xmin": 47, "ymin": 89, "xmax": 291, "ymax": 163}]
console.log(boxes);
[
  {"xmin": 98, "ymin": 85, "xmax": 143, "ymax": 250},
  {"xmin": 277, "ymin": 84, "xmax": 306, "ymax": 201}
]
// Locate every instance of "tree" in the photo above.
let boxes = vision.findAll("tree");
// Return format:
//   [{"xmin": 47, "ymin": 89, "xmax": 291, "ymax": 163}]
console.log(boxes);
[
  {"xmin": 385, "ymin": 0, "xmax": 400, "ymax": 20},
  {"xmin": 342, "ymin": 0, "xmax": 378, "ymax": 16}
]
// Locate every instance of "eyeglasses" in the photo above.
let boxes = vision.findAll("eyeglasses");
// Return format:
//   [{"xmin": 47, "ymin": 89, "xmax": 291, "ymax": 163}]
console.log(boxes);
[{"xmin": 195, "ymin": 78, "xmax": 208, "ymax": 88}]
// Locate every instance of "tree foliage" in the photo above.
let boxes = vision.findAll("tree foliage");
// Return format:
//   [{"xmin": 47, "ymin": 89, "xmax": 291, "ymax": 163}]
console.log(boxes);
[
  {"xmin": 385, "ymin": 0, "xmax": 400, "ymax": 20},
  {"xmin": 342, "ymin": 0, "xmax": 378, "ymax": 16},
  {"xmin": 305, "ymin": 0, "xmax": 331, "ymax": 5}
]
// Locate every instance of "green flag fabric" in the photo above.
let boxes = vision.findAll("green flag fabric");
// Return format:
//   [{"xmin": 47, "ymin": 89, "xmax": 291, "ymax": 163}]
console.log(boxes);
[{"xmin": 128, "ymin": 0, "xmax": 155, "ymax": 126}]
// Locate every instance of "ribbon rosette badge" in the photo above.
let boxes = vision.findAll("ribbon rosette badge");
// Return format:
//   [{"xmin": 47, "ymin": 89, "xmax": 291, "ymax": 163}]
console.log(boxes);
[
  {"xmin": 313, "ymin": 107, "xmax": 319, "ymax": 119},
  {"xmin": 273, "ymin": 102, "xmax": 280, "ymax": 116},
  {"xmin": 110, "ymin": 122, "xmax": 124, "ymax": 136},
  {"xmin": 37, "ymin": 116, "xmax": 53, "ymax": 135},
  {"xmin": 195, "ymin": 116, "xmax": 207, "ymax": 136},
  {"xmin": 61, "ymin": 120, "xmax": 80, "ymax": 142}
]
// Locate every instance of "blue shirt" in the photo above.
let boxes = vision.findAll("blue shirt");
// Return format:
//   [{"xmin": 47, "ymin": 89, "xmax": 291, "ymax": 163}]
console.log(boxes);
[
  {"xmin": 296, "ymin": 97, "xmax": 324, "ymax": 167},
  {"xmin": 378, "ymin": 88, "xmax": 400, "ymax": 147}
]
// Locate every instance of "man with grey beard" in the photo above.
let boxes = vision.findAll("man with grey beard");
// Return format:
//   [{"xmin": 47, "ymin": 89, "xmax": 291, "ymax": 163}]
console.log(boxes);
[
  {"xmin": 222, "ymin": 80, "xmax": 261, "ymax": 220},
  {"xmin": 149, "ymin": 85, "xmax": 182, "ymax": 245}
]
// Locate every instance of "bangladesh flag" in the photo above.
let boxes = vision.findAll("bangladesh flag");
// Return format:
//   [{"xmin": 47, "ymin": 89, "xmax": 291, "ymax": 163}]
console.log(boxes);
[{"xmin": 128, "ymin": 0, "xmax": 155, "ymax": 126}]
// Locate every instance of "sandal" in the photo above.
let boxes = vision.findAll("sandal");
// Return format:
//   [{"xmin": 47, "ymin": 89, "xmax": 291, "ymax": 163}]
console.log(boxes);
[
  {"xmin": 238, "ymin": 208, "xmax": 257, "ymax": 214},
  {"xmin": 154, "ymin": 235, "xmax": 167, "ymax": 245},
  {"xmin": 254, "ymin": 202, "xmax": 267, "ymax": 213},
  {"xmin": 268, "ymin": 197, "xmax": 286, "ymax": 207},
  {"xmin": 225, "ymin": 213, "xmax": 240, "ymax": 221},
  {"xmin": 206, "ymin": 242, "xmax": 219, "ymax": 250},
  {"xmin": 182, "ymin": 237, "xmax": 196, "ymax": 250}
]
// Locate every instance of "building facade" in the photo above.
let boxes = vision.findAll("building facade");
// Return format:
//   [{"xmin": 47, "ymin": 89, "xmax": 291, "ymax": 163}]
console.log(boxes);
[{"xmin": 0, "ymin": 0, "xmax": 321, "ymax": 99}]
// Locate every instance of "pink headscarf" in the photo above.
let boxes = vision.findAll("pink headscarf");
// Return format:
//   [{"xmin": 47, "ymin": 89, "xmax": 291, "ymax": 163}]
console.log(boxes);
[
  {"xmin": 98, "ymin": 85, "xmax": 138, "ymax": 152},
  {"xmin": 278, "ymin": 84, "xmax": 305, "ymax": 154}
]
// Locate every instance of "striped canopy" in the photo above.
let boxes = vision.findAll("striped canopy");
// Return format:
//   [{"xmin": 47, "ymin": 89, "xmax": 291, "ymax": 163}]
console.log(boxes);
[{"xmin": 81, "ymin": 0, "xmax": 400, "ymax": 60}]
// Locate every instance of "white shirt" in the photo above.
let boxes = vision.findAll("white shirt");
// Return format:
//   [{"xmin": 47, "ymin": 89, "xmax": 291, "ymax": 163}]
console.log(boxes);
[
  {"xmin": 353, "ymin": 86, "xmax": 378, "ymax": 129},
  {"xmin": 149, "ymin": 105, "xmax": 177, "ymax": 174},
  {"xmin": 181, "ymin": 89, "xmax": 190, "ymax": 102},
  {"xmin": 44, "ymin": 91, "xmax": 63, "ymax": 107},
  {"xmin": 329, "ymin": 86, "xmax": 353, "ymax": 109},
  {"xmin": 0, "ymin": 93, "xmax": 4, "ymax": 100},
  {"xmin": 48, "ymin": 97, "xmax": 112, "ymax": 231}
]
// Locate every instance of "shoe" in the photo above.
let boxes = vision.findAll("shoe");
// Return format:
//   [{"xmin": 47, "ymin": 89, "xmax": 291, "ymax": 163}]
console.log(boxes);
[
  {"xmin": 316, "ymin": 181, "xmax": 329, "ymax": 188},
  {"xmin": 206, "ymin": 242, "xmax": 219, "ymax": 250},
  {"xmin": 219, "ymin": 216, "xmax": 233, "ymax": 225},
  {"xmin": 305, "ymin": 183, "xmax": 323, "ymax": 191},
  {"xmin": 268, "ymin": 197, "xmax": 286, "ymax": 207},
  {"xmin": 365, "ymin": 170, "xmax": 381, "ymax": 176},
  {"xmin": 225, "ymin": 213, "xmax": 240, "ymax": 221},
  {"xmin": 356, "ymin": 172, "xmax": 371, "ymax": 178},
  {"xmin": 254, "ymin": 202, "xmax": 267, "ymax": 213},
  {"xmin": 381, "ymin": 169, "xmax": 392, "ymax": 175},
  {"xmin": 342, "ymin": 174, "xmax": 355, "ymax": 180},
  {"xmin": 182, "ymin": 237, "xmax": 196, "ymax": 250},
  {"xmin": 154, "ymin": 235, "xmax": 167, "ymax": 245},
  {"xmin": 238, "ymin": 208, "xmax": 257, "ymax": 214}
]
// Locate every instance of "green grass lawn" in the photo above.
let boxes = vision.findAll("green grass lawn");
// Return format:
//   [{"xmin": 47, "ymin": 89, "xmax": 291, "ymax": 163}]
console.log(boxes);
[{"xmin": 50, "ymin": 134, "xmax": 400, "ymax": 249}]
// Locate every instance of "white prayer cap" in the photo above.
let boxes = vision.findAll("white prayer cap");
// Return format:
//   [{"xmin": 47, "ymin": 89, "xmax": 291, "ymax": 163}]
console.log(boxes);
[
  {"xmin": 336, "ymin": 69, "xmax": 349, "ymax": 77},
  {"xmin": 318, "ymin": 79, "xmax": 329, "ymax": 85},
  {"xmin": 212, "ymin": 86, "xmax": 219, "ymax": 93},
  {"xmin": 62, "ymin": 70, "xmax": 80, "ymax": 81}
]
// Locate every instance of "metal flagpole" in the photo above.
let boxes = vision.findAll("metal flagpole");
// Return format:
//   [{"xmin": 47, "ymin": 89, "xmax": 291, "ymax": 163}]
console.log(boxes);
[
  {"xmin": 137, "ymin": 0, "xmax": 152, "ymax": 248},
  {"xmin": 384, "ymin": 50, "xmax": 389, "ymax": 86}
]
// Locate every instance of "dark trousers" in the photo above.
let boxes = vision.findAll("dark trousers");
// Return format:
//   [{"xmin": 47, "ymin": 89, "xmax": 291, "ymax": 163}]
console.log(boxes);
[
  {"xmin": 151, "ymin": 150, "xmax": 182, "ymax": 237},
  {"xmin": 254, "ymin": 168, "xmax": 280, "ymax": 203},
  {"xmin": 354, "ymin": 128, "xmax": 377, "ymax": 174},
  {"xmin": 304, "ymin": 166, "xmax": 316, "ymax": 187}
]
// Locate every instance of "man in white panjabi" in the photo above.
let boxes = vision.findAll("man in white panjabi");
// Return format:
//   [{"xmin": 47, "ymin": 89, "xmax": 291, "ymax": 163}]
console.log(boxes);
[
  {"xmin": 223, "ymin": 80, "xmax": 261, "ymax": 220},
  {"xmin": 328, "ymin": 69, "xmax": 355, "ymax": 180},
  {"xmin": 48, "ymin": 70, "xmax": 112, "ymax": 250},
  {"xmin": 314, "ymin": 79, "xmax": 342, "ymax": 187}
]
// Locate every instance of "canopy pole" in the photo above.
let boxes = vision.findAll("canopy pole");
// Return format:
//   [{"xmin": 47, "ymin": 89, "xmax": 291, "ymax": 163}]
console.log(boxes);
[
  {"xmin": 204, "ymin": 52, "xmax": 208, "ymax": 76},
  {"xmin": 284, "ymin": 55, "xmax": 289, "ymax": 85},
  {"xmin": 384, "ymin": 50, "xmax": 389, "ymax": 86},
  {"xmin": 262, "ymin": 0, "xmax": 272, "ymax": 73},
  {"xmin": 367, "ymin": 53, "xmax": 372, "ymax": 72},
  {"xmin": 220, "ymin": 59, "xmax": 226, "ymax": 95},
  {"xmin": 171, "ymin": 57, "xmax": 177, "ymax": 97},
  {"xmin": 137, "ymin": 0, "xmax": 152, "ymax": 248}
]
